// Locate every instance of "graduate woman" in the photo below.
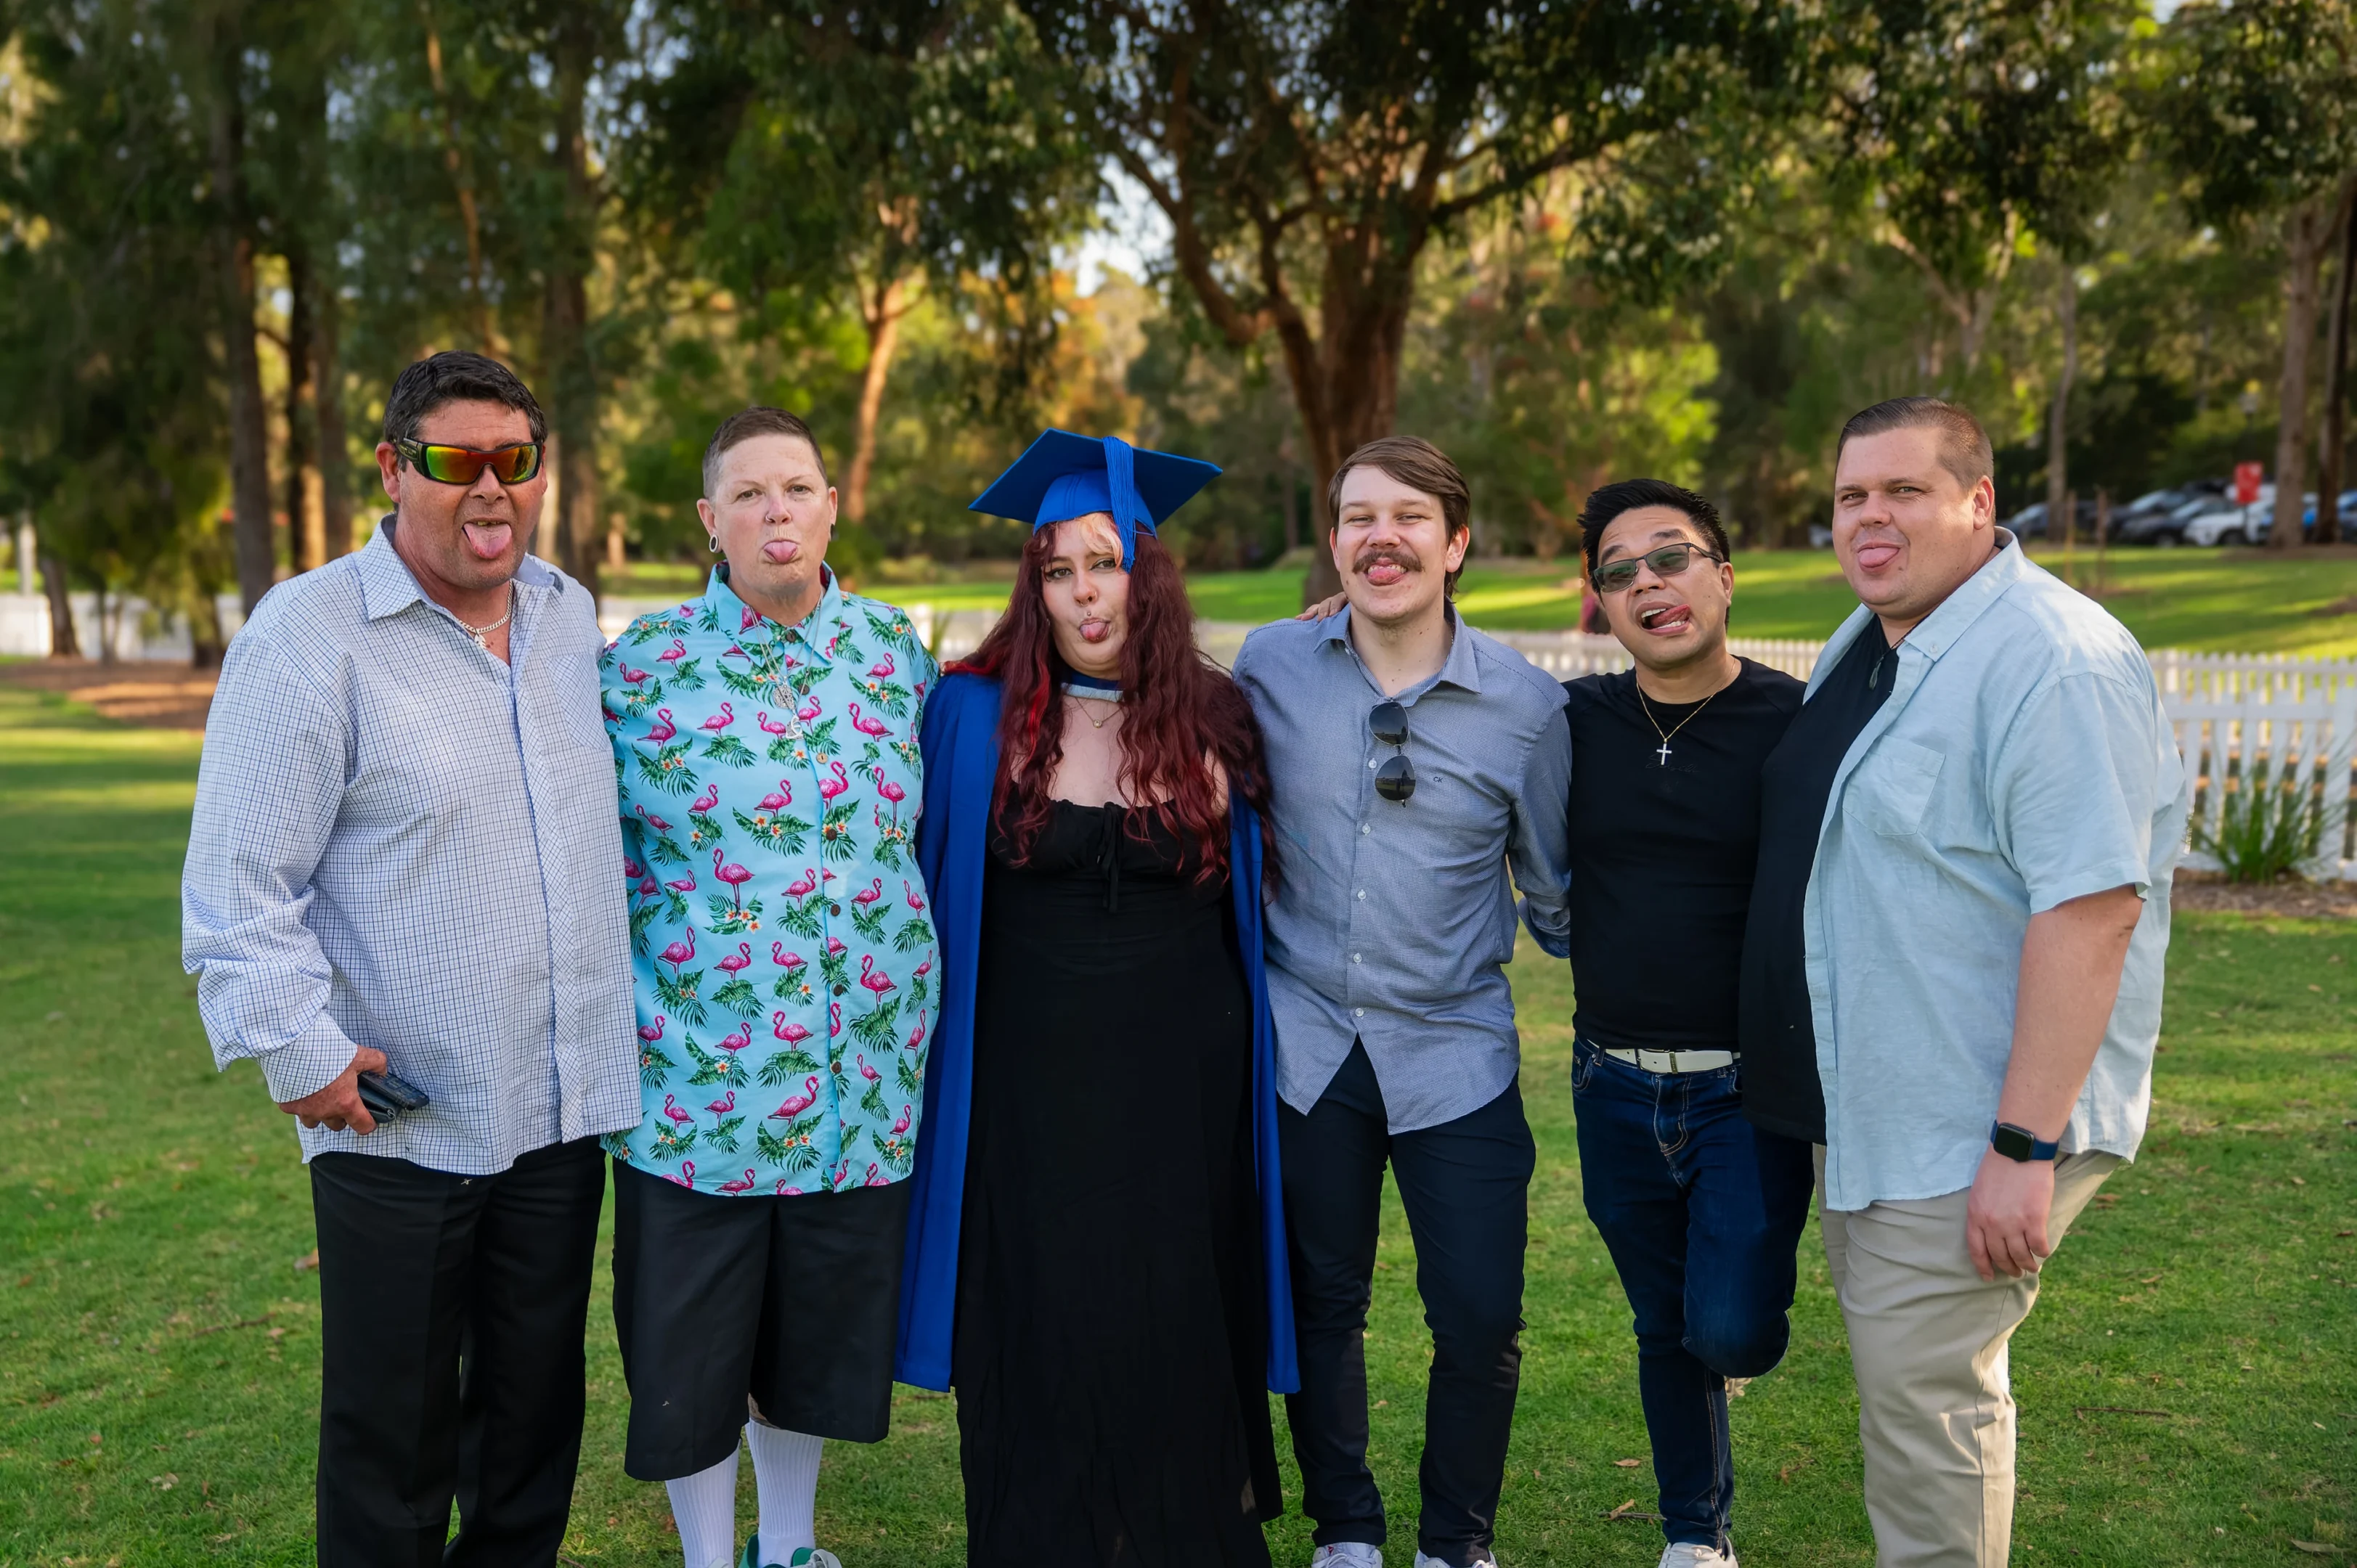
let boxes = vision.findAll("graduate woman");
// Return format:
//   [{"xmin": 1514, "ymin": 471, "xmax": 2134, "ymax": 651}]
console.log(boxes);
[{"xmin": 896, "ymin": 430, "xmax": 1298, "ymax": 1565}]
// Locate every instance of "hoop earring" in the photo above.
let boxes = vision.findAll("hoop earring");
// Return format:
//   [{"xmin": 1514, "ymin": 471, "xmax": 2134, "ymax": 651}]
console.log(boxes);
[{"xmin": 706, "ymin": 534, "xmax": 720, "ymax": 554}]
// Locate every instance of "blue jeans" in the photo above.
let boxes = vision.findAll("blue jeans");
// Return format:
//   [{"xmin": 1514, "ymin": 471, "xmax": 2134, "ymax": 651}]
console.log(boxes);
[{"xmin": 1569, "ymin": 1040, "xmax": 1815, "ymax": 1551}]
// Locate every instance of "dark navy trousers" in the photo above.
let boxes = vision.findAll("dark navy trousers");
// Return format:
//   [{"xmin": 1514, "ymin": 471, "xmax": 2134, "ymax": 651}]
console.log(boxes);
[{"xmin": 1570, "ymin": 1039, "xmax": 1815, "ymax": 1552}]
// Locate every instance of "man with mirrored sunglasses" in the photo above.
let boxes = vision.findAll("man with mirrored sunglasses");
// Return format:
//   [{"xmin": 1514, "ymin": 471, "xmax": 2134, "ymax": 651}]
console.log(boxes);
[
  {"xmin": 183, "ymin": 351, "xmax": 639, "ymax": 1567},
  {"xmin": 1555, "ymin": 480, "xmax": 1815, "ymax": 1568},
  {"xmin": 1235, "ymin": 436, "xmax": 1574, "ymax": 1568}
]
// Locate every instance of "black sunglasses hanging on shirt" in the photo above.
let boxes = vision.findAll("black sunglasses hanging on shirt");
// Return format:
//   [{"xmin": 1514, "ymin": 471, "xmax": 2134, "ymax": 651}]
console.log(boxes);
[{"xmin": 1369, "ymin": 701, "xmax": 1416, "ymax": 803}]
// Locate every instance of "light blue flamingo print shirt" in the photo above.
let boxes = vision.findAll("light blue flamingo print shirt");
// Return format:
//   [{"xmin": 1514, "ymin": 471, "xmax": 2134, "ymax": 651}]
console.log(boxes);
[{"xmin": 601, "ymin": 565, "xmax": 940, "ymax": 1197}]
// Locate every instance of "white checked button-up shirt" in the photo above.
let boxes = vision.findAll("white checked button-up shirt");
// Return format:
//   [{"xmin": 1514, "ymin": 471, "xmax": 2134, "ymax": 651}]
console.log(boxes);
[
  {"xmin": 182, "ymin": 520, "xmax": 641, "ymax": 1175},
  {"xmin": 1802, "ymin": 534, "xmax": 2189, "ymax": 1212}
]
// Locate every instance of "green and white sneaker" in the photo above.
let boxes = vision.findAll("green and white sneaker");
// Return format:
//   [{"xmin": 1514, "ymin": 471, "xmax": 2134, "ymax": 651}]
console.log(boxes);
[{"xmin": 736, "ymin": 1537, "xmax": 841, "ymax": 1568}]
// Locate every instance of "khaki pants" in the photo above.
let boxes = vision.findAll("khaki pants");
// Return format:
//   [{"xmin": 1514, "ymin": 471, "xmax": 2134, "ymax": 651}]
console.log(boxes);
[{"xmin": 1816, "ymin": 1148, "xmax": 2121, "ymax": 1568}]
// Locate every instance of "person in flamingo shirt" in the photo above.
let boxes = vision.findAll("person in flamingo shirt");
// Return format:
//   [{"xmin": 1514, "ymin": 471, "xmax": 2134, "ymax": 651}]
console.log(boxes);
[
  {"xmin": 602, "ymin": 407, "xmax": 940, "ymax": 1568},
  {"xmin": 182, "ymin": 352, "xmax": 641, "ymax": 1567}
]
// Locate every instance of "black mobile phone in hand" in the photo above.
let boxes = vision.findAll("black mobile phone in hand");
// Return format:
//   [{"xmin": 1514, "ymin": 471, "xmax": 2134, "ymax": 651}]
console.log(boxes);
[{"xmin": 356, "ymin": 1069, "xmax": 431, "ymax": 1120}]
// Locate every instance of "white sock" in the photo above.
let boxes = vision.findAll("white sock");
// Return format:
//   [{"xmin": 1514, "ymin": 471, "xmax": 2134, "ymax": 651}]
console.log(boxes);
[
  {"xmin": 744, "ymin": 1418, "xmax": 823, "ymax": 1561},
  {"xmin": 664, "ymin": 1444, "xmax": 740, "ymax": 1568}
]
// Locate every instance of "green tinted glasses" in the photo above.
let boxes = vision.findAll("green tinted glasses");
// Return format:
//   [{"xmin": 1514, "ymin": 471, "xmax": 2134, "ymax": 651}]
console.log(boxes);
[
  {"xmin": 396, "ymin": 438, "xmax": 545, "ymax": 486},
  {"xmin": 1591, "ymin": 542, "xmax": 1722, "ymax": 594}
]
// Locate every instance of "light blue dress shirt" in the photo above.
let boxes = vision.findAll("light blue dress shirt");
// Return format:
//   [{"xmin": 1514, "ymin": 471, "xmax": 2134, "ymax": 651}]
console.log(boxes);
[
  {"xmin": 1234, "ymin": 608, "xmax": 1575, "ymax": 1132},
  {"xmin": 1802, "ymin": 533, "xmax": 2189, "ymax": 1212},
  {"xmin": 182, "ymin": 520, "xmax": 642, "ymax": 1176}
]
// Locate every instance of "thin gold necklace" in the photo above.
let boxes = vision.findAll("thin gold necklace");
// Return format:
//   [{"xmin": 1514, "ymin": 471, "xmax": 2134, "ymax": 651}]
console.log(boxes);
[{"xmin": 1637, "ymin": 682, "xmax": 1721, "ymax": 767}]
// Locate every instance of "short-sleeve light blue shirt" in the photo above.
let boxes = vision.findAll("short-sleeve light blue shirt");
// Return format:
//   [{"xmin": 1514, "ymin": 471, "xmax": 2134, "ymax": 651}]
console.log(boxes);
[{"xmin": 1803, "ymin": 533, "xmax": 2189, "ymax": 1212}]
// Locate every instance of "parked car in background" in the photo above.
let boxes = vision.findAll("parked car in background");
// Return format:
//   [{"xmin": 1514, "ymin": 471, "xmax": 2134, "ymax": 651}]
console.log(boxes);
[
  {"xmin": 2302, "ymin": 490, "xmax": 2357, "ymax": 533},
  {"xmin": 2114, "ymin": 482, "xmax": 2228, "ymax": 546},
  {"xmin": 2181, "ymin": 484, "xmax": 2279, "ymax": 547}
]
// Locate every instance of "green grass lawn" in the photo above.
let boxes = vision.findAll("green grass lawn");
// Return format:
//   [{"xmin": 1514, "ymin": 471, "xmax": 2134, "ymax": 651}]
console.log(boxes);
[
  {"xmin": 2, "ymin": 685, "xmax": 2350, "ymax": 1566},
  {"xmin": 616, "ymin": 547, "xmax": 2357, "ymax": 656}
]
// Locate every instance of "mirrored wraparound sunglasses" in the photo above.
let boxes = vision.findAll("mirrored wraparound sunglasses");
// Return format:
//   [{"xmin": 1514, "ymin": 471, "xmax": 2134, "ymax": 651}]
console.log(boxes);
[
  {"xmin": 1590, "ymin": 541, "xmax": 1724, "ymax": 595},
  {"xmin": 396, "ymin": 438, "xmax": 545, "ymax": 487},
  {"xmin": 1370, "ymin": 700, "xmax": 1415, "ymax": 804}
]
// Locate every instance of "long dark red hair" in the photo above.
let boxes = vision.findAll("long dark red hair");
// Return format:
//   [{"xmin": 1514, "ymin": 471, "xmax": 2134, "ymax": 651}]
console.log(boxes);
[{"xmin": 950, "ymin": 525, "xmax": 1272, "ymax": 886}]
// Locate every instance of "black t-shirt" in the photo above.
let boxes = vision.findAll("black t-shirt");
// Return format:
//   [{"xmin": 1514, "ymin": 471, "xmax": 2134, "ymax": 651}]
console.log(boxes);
[
  {"xmin": 1738, "ymin": 623, "xmax": 1899, "ymax": 1143},
  {"xmin": 1560, "ymin": 658, "xmax": 1804, "ymax": 1053}
]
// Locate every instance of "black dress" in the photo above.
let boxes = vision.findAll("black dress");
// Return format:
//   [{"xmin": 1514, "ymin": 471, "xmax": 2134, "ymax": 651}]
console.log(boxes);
[{"xmin": 955, "ymin": 794, "xmax": 1279, "ymax": 1567}]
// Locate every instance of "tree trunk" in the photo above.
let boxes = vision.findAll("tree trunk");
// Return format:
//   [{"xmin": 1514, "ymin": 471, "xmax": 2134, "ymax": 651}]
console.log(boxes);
[
  {"xmin": 420, "ymin": 0, "xmax": 495, "ymax": 351},
  {"xmin": 540, "ymin": 13, "xmax": 600, "ymax": 596},
  {"xmin": 2271, "ymin": 175, "xmax": 2357, "ymax": 548},
  {"xmin": 2046, "ymin": 264, "xmax": 2077, "ymax": 546},
  {"xmin": 208, "ymin": 20, "xmax": 276, "ymax": 614},
  {"xmin": 39, "ymin": 554, "xmax": 77, "ymax": 658},
  {"xmin": 316, "ymin": 282, "xmax": 354, "ymax": 557},
  {"xmin": 286, "ymin": 246, "xmax": 325, "ymax": 572},
  {"xmin": 2319, "ymin": 197, "xmax": 2356, "ymax": 547},
  {"xmin": 844, "ymin": 274, "xmax": 913, "ymax": 526}
]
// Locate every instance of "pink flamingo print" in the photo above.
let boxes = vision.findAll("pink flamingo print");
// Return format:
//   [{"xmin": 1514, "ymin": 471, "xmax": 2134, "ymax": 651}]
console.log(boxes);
[
  {"xmin": 716, "ymin": 942, "xmax": 754, "ymax": 979},
  {"xmin": 704, "ymin": 1090, "xmax": 737, "ymax": 1116},
  {"xmin": 824, "ymin": 934, "xmax": 847, "ymax": 958},
  {"xmin": 852, "ymin": 877, "xmax": 884, "ymax": 911},
  {"xmin": 665, "ymin": 1161, "xmax": 696, "ymax": 1189},
  {"xmin": 756, "ymin": 780, "xmax": 794, "ymax": 812},
  {"xmin": 656, "ymin": 928, "xmax": 697, "ymax": 976},
  {"xmin": 623, "ymin": 856, "xmax": 644, "ymax": 878},
  {"xmin": 913, "ymin": 952, "xmax": 933, "ymax": 983},
  {"xmin": 740, "ymin": 605, "xmax": 765, "ymax": 632},
  {"xmin": 907, "ymin": 1010, "xmax": 928, "ymax": 1050},
  {"xmin": 717, "ymin": 1023, "xmax": 753, "ymax": 1054},
  {"xmin": 770, "ymin": 944, "xmax": 807, "ymax": 973},
  {"xmin": 712, "ymin": 847, "xmax": 754, "ymax": 908},
  {"xmin": 863, "ymin": 1164, "xmax": 888, "ymax": 1187},
  {"xmin": 757, "ymin": 711, "xmax": 790, "ymax": 737},
  {"xmin": 871, "ymin": 771, "xmax": 907, "ymax": 824},
  {"xmin": 718, "ymin": 1169, "xmax": 759, "ymax": 1195},
  {"xmin": 690, "ymin": 783, "xmax": 722, "ymax": 815},
  {"xmin": 663, "ymin": 868, "xmax": 698, "ymax": 894},
  {"xmin": 699, "ymin": 702, "xmax": 737, "ymax": 734},
  {"xmin": 857, "ymin": 1053, "xmax": 883, "ymax": 1085},
  {"xmin": 619, "ymin": 662, "xmax": 651, "ymax": 685},
  {"xmin": 858, "ymin": 955, "xmax": 897, "ymax": 1000},
  {"xmin": 828, "ymin": 1001, "xmax": 843, "ymax": 1039},
  {"xmin": 635, "ymin": 804, "xmax": 674, "ymax": 833},
  {"xmin": 768, "ymin": 1077, "xmax": 821, "ymax": 1119},
  {"xmin": 890, "ymin": 1104, "xmax": 912, "ymax": 1135},
  {"xmin": 657, "ymin": 637, "xmax": 688, "ymax": 664},
  {"xmin": 846, "ymin": 702, "xmax": 891, "ymax": 739},
  {"xmin": 778, "ymin": 1182, "xmax": 799, "ymax": 1196},
  {"xmin": 783, "ymin": 867, "xmax": 820, "ymax": 900},
  {"xmin": 867, "ymin": 651, "xmax": 895, "ymax": 679},
  {"xmin": 638, "ymin": 709, "xmax": 677, "ymax": 745},
  {"xmin": 903, "ymin": 881, "xmax": 926, "ymax": 912},
  {"xmin": 771, "ymin": 1013, "xmax": 815, "ymax": 1046},
  {"xmin": 817, "ymin": 761, "xmax": 851, "ymax": 803},
  {"xmin": 795, "ymin": 693, "xmax": 823, "ymax": 723},
  {"xmin": 636, "ymin": 874, "xmax": 661, "ymax": 899},
  {"xmin": 661, "ymin": 1094, "xmax": 693, "ymax": 1129},
  {"xmin": 636, "ymin": 1015, "xmax": 667, "ymax": 1043}
]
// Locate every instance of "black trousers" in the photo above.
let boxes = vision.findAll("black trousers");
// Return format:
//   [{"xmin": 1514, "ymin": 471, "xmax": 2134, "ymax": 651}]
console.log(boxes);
[
  {"xmin": 1279, "ymin": 1043, "xmax": 1536, "ymax": 1567},
  {"xmin": 310, "ymin": 1137, "xmax": 606, "ymax": 1568}
]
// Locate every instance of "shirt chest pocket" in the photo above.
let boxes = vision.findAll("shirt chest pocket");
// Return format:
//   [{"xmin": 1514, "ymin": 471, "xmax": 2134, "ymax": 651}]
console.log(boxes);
[{"xmin": 1846, "ymin": 738, "xmax": 1945, "ymax": 841}]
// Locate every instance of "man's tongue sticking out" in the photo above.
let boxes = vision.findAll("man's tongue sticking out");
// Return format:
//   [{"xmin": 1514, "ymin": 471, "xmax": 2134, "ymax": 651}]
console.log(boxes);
[
  {"xmin": 1855, "ymin": 536, "xmax": 1902, "ymax": 573},
  {"xmin": 461, "ymin": 518, "xmax": 513, "ymax": 561},
  {"xmin": 1357, "ymin": 547, "xmax": 1416, "ymax": 588}
]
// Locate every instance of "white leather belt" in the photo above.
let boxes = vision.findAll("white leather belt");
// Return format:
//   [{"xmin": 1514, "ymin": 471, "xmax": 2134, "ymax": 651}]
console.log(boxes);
[{"xmin": 1603, "ymin": 1047, "xmax": 1736, "ymax": 1074}]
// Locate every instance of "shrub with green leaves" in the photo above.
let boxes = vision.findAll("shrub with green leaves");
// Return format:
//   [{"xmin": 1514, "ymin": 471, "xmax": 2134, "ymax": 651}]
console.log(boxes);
[{"xmin": 2191, "ymin": 754, "xmax": 2325, "ymax": 883}]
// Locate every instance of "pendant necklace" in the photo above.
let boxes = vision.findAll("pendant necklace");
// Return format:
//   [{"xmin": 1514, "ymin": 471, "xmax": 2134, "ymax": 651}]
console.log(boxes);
[
  {"xmin": 1638, "ymin": 682, "xmax": 1721, "ymax": 767},
  {"xmin": 456, "ymin": 587, "xmax": 516, "ymax": 652},
  {"xmin": 1062, "ymin": 676, "xmax": 1123, "ymax": 729}
]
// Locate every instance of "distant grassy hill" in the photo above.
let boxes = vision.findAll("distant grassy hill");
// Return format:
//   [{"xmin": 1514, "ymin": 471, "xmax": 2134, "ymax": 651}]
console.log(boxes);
[{"xmin": 608, "ymin": 546, "xmax": 2357, "ymax": 657}]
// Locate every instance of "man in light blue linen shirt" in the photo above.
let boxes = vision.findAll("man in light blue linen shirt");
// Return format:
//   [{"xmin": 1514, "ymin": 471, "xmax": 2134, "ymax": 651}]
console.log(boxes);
[{"xmin": 1742, "ymin": 397, "xmax": 2186, "ymax": 1568}]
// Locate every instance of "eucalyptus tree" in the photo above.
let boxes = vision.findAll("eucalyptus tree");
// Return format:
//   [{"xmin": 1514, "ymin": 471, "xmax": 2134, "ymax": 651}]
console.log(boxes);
[{"xmin": 2154, "ymin": 0, "xmax": 2357, "ymax": 547}]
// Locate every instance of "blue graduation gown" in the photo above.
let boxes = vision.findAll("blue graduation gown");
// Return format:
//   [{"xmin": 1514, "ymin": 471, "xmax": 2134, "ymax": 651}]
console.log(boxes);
[{"xmin": 893, "ymin": 671, "xmax": 1300, "ymax": 1395}]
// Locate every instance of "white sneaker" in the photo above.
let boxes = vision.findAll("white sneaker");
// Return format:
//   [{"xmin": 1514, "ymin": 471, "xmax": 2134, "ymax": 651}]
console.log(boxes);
[
  {"xmin": 1658, "ymin": 1543, "xmax": 1738, "ymax": 1567},
  {"xmin": 1311, "ymin": 1547, "xmax": 1383, "ymax": 1568},
  {"xmin": 1414, "ymin": 1553, "xmax": 1497, "ymax": 1568}
]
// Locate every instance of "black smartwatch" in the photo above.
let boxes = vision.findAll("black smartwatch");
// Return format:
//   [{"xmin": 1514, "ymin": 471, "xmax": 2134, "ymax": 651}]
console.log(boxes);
[{"xmin": 1989, "ymin": 1121, "xmax": 2059, "ymax": 1163}]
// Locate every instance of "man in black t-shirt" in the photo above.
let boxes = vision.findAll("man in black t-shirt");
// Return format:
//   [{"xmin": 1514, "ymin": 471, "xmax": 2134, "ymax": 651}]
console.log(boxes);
[{"xmin": 1556, "ymin": 481, "xmax": 1817, "ymax": 1568}]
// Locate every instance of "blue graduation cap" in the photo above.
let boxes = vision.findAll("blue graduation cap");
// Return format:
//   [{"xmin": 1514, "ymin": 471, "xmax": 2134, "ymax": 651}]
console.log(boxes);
[{"xmin": 968, "ymin": 430, "xmax": 1220, "ymax": 571}]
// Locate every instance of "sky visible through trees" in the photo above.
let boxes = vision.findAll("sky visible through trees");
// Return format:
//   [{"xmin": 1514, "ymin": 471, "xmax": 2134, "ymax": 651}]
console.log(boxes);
[{"xmin": 0, "ymin": 0, "xmax": 2348, "ymax": 625}]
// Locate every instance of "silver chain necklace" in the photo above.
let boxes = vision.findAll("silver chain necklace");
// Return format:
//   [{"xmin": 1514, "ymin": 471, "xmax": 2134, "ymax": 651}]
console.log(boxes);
[{"xmin": 456, "ymin": 587, "xmax": 516, "ymax": 651}]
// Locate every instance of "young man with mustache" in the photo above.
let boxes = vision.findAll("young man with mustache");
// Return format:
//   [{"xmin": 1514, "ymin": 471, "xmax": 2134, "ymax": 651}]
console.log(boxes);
[
  {"xmin": 1738, "ymin": 398, "xmax": 2186, "ymax": 1567},
  {"xmin": 1555, "ymin": 481, "xmax": 1815, "ymax": 1568},
  {"xmin": 183, "ymin": 352, "xmax": 640, "ymax": 1565},
  {"xmin": 1234, "ymin": 436, "xmax": 1575, "ymax": 1568}
]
